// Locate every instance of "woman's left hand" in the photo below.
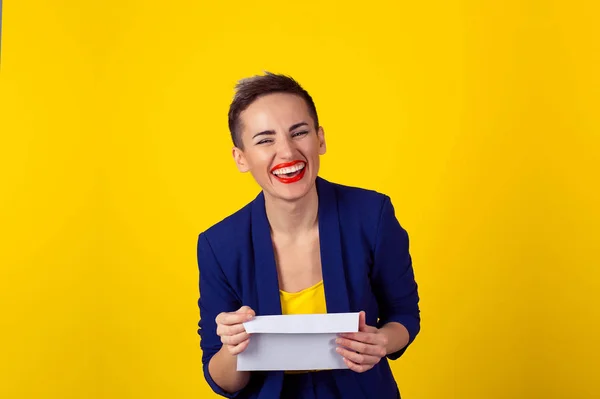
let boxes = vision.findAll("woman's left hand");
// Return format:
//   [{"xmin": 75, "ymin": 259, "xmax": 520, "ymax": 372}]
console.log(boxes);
[{"xmin": 335, "ymin": 311, "xmax": 389, "ymax": 373}]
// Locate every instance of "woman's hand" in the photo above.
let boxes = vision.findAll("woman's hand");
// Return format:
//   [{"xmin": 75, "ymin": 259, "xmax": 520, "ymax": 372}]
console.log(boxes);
[
  {"xmin": 215, "ymin": 305, "xmax": 255, "ymax": 356},
  {"xmin": 335, "ymin": 311, "xmax": 388, "ymax": 373}
]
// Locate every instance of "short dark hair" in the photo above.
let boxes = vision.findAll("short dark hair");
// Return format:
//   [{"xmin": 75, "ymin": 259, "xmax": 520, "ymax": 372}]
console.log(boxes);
[{"xmin": 228, "ymin": 72, "xmax": 319, "ymax": 148}]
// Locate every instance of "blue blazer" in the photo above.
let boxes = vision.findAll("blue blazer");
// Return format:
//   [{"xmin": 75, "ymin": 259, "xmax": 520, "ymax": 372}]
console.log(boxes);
[{"xmin": 197, "ymin": 177, "xmax": 420, "ymax": 398}]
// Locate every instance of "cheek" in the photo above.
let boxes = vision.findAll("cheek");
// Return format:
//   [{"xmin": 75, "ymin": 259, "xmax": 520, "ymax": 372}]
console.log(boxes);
[
  {"xmin": 246, "ymin": 151, "xmax": 271, "ymax": 171},
  {"xmin": 304, "ymin": 142, "xmax": 322, "ymax": 160}
]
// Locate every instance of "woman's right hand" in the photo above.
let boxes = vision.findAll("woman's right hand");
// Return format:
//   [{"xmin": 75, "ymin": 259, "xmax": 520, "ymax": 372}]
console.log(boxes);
[{"xmin": 215, "ymin": 305, "xmax": 255, "ymax": 356}]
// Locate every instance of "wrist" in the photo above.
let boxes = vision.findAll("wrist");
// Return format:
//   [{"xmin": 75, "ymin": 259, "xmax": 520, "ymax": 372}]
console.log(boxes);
[
  {"xmin": 209, "ymin": 346, "xmax": 251, "ymax": 394},
  {"xmin": 379, "ymin": 322, "xmax": 410, "ymax": 355},
  {"xmin": 377, "ymin": 327, "xmax": 392, "ymax": 355}
]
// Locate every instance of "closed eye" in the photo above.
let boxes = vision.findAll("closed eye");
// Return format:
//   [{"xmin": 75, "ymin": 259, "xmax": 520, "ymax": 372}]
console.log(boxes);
[
  {"xmin": 292, "ymin": 131, "xmax": 309, "ymax": 138},
  {"xmin": 255, "ymin": 131, "xmax": 308, "ymax": 145}
]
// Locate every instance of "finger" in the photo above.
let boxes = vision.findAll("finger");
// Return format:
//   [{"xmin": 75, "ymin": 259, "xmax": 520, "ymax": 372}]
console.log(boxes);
[
  {"xmin": 217, "ymin": 322, "xmax": 247, "ymax": 337},
  {"xmin": 336, "ymin": 337, "xmax": 387, "ymax": 357},
  {"xmin": 221, "ymin": 331, "xmax": 250, "ymax": 346},
  {"xmin": 342, "ymin": 356, "xmax": 373, "ymax": 373},
  {"xmin": 227, "ymin": 337, "xmax": 251, "ymax": 356},
  {"xmin": 237, "ymin": 306, "xmax": 255, "ymax": 317},
  {"xmin": 336, "ymin": 345, "xmax": 380, "ymax": 365},
  {"xmin": 339, "ymin": 331, "xmax": 384, "ymax": 346},
  {"xmin": 217, "ymin": 311, "xmax": 254, "ymax": 326},
  {"xmin": 336, "ymin": 342, "xmax": 385, "ymax": 362}
]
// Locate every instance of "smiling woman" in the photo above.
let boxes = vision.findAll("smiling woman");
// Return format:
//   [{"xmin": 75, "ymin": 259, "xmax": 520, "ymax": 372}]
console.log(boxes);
[
  {"xmin": 196, "ymin": 72, "xmax": 421, "ymax": 399},
  {"xmin": 231, "ymin": 88, "xmax": 326, "ymax": 204}
]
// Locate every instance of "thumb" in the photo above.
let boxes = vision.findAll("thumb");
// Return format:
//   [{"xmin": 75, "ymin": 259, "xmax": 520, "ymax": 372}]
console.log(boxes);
[
  {"xmin": 238, "ymin": 306, "xmax": 255, "ymax": 317},
  {"xmin": 359, "ymin": 311, "xmax": 367, "ymax": 331}
]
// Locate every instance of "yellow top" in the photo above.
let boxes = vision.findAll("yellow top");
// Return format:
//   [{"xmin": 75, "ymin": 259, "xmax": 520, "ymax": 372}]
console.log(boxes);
[
  {"xmin": 279, "ymin": 280, "xmax": 327, "ymax": 315},
  {"xmin": 279, "ymin": 280, "xmax": 328, "ymax": 374}
]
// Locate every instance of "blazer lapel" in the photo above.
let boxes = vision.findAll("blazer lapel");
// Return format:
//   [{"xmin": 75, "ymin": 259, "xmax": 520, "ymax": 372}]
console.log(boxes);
[
  {"xmin": 251, "ymin": 191, "xmax": 283, "ymax": 316},
  {"xmin": 251, "ymin": 191, "xmax": 285, "ymax": 398},
  {"xmin": 316, "ymin": 177, "xmax": 351, "ymax": 313}
]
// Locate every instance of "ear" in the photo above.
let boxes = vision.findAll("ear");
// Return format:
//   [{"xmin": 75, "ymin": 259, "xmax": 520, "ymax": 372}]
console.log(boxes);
[
  {"xmin": 232, "ymin": 146, "xmax": 250, "ymax": 173},
  {"xmin": 317, "ymin": 126, "xmax": 326, "ymax": 155}
]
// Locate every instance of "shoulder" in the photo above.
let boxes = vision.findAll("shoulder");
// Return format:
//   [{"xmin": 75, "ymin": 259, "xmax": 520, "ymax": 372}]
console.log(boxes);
[
  {"xmin": 197, "ymin": 199, "xmax": 254, "ymax": 256},
  {"xmin": 321, "ymin": 178, "xmax": 391, "ymax": 216},
  {"xmin": 319, "ymin": 178, "xmax": 404, "ymax": 245}
]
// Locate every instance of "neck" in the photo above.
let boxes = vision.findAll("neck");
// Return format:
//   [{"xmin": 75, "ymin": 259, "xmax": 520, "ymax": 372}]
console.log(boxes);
[{"xmin": 264, "ymin": 184, "xmax": 319, "ymax": 237}]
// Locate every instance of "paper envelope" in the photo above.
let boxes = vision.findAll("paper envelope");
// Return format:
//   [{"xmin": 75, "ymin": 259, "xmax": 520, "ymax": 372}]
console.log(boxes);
[{"xmin": 237, "ymin": 312, "xmax": 360, "ymax": 371}]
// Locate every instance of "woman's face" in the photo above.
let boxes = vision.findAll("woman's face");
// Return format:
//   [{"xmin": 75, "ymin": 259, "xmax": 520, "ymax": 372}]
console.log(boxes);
[{"xmin": 232, "ymin": 92, "xmax": 326, "ymax": 202}]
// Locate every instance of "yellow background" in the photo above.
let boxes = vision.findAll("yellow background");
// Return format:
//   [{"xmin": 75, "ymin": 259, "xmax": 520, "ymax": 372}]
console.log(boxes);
[{"xmin": 1, "ymin": 1, "xmax": 599, "ymax": 398}]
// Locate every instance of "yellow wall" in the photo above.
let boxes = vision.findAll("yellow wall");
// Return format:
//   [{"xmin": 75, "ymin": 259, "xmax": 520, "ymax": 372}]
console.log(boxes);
[{"xmin": 1, "ymin": 1, "xmax": 598, "ymax": 398}]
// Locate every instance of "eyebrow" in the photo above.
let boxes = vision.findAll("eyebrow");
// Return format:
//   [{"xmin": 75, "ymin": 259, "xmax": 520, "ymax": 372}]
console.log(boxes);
[{"xmin": 252, "ymin": 122, "xmax": 310, "ymax": 139}]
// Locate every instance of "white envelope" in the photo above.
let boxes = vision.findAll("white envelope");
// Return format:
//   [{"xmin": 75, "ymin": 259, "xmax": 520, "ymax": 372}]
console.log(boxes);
[{"xmin": 237, "ymin": 312, "xmax": 360, "ymax": 371}]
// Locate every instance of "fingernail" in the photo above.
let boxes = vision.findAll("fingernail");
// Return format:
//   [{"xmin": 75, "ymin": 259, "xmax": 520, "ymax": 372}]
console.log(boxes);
[
  {"xmin": 335, "ymin": 338, "xmax": 341, "ymax": 344},
  {"xmin": 336, "ymin": 347, "xmax": 342, "ymax": 353}
]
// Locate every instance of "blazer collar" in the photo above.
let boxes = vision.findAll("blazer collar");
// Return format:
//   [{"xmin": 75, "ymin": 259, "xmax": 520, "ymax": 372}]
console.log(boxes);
[{"xmin": 250, "ymin": 177, "xmax": 351, "ymax": 316}]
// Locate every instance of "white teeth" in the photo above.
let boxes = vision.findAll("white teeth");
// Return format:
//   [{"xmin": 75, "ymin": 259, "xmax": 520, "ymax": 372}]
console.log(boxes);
[{"xmin": 272, "ymin": 163, "xmax": 305, "ymax": 175}]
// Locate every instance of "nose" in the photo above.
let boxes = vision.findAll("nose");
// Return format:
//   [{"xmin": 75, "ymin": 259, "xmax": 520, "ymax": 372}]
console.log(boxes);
[{"xmin": 276, "ymin": 135, "xmax": 295, "ymax": 159}]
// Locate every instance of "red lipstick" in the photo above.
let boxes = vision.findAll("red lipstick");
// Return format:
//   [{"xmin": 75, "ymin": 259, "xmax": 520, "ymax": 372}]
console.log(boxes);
[{"xmin": 270, "ymin": 160, "xmax": 307, "ymax": 184}]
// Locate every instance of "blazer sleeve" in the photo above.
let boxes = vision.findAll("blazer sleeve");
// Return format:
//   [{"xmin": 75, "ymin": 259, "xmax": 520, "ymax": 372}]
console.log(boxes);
[
  {"xmin": 197, "ymin": 233, "xmax": 244, "ymax": 398},
  {"xmin": 371, "ymin": 196, "xmax": 421, "ymax": 360}
]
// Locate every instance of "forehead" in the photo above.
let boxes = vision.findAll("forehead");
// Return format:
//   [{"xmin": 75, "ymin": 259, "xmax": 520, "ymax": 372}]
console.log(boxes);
[{"xmin": 239, "ymin": 93, "xmax": 313, "ymax": 133}]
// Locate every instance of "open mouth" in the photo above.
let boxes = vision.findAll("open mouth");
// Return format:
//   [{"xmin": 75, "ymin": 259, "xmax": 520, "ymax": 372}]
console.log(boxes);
[{"xmin": 271, "ymin": 161, "xmax": 306, "ymax": 184}]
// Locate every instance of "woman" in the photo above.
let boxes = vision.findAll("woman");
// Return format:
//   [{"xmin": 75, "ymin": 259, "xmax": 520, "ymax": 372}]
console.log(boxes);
[{"xmin": 197, "ymin": 72, "xmax": 420, "ymax": 399}]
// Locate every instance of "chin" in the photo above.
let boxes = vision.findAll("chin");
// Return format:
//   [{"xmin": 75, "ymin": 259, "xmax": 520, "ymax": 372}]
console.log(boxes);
[
  {"xmin": 266, "ymin": 177, "xmax": 316, "ymax": 202},
  {"xmin": 279, "ymin": 187, "xmax": 312, "ymax": 202}
]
